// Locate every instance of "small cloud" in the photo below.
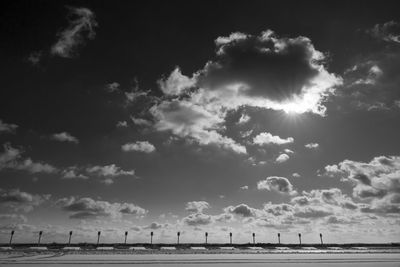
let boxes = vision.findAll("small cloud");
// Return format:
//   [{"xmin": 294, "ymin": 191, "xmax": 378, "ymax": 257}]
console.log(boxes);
[
  {"xmin": 257, "ymin": 176, "xmax": 297, "ymax": 196},
  {"xmin": 237, "ymin": 113, "xmax": 250, "ymax": 124},
  {"xmin": 50, "ymin": 132, "xmax": 79, "ymax": 144},
  {"xmin": 305, "ymin": 143, "xmax": 319, "ymax": 149},
  {"xmin": 27, "ymin": 51, "xmax": 43, "ymax": 65},
  {"xmin": 130, "ymin": 117, "xmax": 152, "ymax": 126},
  {"xmin": 275, "ymin": 153, "xmax": 290, "ymax": 163},
  {"xmin": 121, "ymin": 141, "xmax": 156, "ymax": 153},
  {"xmin": 62, "ymin": 167, "xmax": 88, "ymax": 179},
  {"xmin": 51, "ymin": 6, "xmax": 98, "ymax": 58},
  {"xmin": 292, "ymin": 173, "xmax": 301, "ymax": 178},
  {"xmin": 105, "ymin": 82, "xmax": 120, "ymax": 93},
  {"xmin": 253, "ymin": 132, "xmax": 294, "ymax": 145},
  {"xmin": 0, "ymin": 119, "xmax": 18, "ymax": 134},
  {"xmin": 284, "ymin": 149, "xmax": 294, "ymax": 154},
  {"xmin": 240, "ymin": 185, "xmax": 249, "ymax": 190},
  {"xmin": 116, "ymin": 121, "xmax": 128, "ymax": 128},
  {"xmin": 86, "ymin": 164, "xmax": 135, "ymax": 185}
]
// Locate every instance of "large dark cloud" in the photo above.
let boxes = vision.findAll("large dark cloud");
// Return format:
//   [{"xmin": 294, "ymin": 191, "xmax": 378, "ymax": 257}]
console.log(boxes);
[{"xmin": 198, "ymin": 30, "xmax": 324, "ymax": 102}]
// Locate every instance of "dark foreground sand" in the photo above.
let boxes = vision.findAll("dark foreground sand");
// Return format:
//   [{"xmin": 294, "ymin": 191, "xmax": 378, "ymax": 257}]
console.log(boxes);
[{"xmin": 1, "ymin": 251, "xmax": 400, "ymax": 267}]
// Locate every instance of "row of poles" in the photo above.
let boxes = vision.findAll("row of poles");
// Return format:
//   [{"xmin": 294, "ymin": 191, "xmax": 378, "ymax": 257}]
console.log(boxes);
[{"xmin": 7, "ymin": 230, "xmax": 324, "ymax": 246}]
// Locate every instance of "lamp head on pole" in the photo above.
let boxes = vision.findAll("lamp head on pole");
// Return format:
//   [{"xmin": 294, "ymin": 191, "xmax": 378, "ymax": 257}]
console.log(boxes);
[{"xmin": 125, "ymin": 231, "xmax": 128, "ymax": 236}]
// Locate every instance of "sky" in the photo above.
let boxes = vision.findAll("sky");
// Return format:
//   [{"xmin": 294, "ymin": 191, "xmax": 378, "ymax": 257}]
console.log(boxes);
[{"xmin": 1, "ymin": 0, "xmax": 400, "ymax": 244}]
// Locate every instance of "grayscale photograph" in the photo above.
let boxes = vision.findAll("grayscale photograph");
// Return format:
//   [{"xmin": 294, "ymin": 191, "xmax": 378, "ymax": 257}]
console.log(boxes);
[{"xmin": 0, "ymin": 0, "xmax": 399, "ymax": 266}]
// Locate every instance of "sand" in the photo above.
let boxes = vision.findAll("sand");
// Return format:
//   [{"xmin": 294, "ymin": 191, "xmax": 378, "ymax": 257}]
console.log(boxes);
[{"xmin": 1, "ymin": 251, "xmax": 400, "ymax": 266}]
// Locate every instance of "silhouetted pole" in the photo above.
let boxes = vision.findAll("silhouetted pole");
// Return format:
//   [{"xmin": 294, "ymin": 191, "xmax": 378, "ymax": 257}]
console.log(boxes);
[
  {"xmin": 229, "ymin": 232, "xmax": 232, "ymax": 245},
  {"xmin": 205, "ymin": 232, "xmax": 208, "ymax": 244},
  {"xmin": 177, "ymin": 232, "xmax": 180, "ymax": 244},
  {"xmin": 125, "ymin": 231, "xmax": 128, "ymax": 244},
  {"xmin": 278, "ymin": 233, "xmax": 281, "ymax": 244},
  {"xmin": 319, "ymin": 233, "xmax": 323, "ymax": 245},
  {"xmin": 252, "ymin": 233, "xmax": 255, "ymax": 245},
  {"xmin": 68, "ymin": 231, "xmax": 72, "ymax": 245},
  {"xmin": 298, "ymin": 233, "xmax": 302, "ymax": 245},
  {"xmin": 97, "ymin": 231, "xmax": 101, "ymax": 246},
  {"xmin": 9, "ymin": 230, "xmax": 14, "ymax": 245},
  {"xmin": 38, "ymin": 231, "xmax": 43, "ymax": 245},
  {"xmin": 150, "ymin": 232, "xmax": 153, "ymax": 244}
]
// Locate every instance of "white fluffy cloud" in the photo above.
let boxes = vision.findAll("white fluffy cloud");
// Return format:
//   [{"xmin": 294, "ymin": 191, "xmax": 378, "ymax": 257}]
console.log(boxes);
[
  {"xmin": 257, "ymin": 176, "xmax": 297, "ymax": 195},
  {"xmin": 51, "ymin": 132, "xmax": 79, "ymax": 144},
  {"xmin": 158, "ymin": 67, "xmax": 196, "ymax": 95},
  {"xmin": 150, "ymin": 99, "xmax": 247, "ymax": 154},
  {"xmin": 324, "ymin": 155, "xmax": 400, "ymax": 215},
  {"xmin": 253, "ymin": 132, "xmax": 294, "ymax": 146},
  {"xmin": 121, "ymin": 141, "xmax": 156, "ymax": 153},
  {"xmin": 305, "ymin": 142, "xmax": 319, "ymax": 149},
  {"xmin": 51, "ymin": 7, "xmax": 98, "ymax": 58},
  {"xmin": 185, "ymin": 201, "xmax": 210, "ymax": 213},
  {"xmin": 275, "ymin": 153, "xmax": 290, "ymax": 163},
  {"xmin": 86, "ymin": 164, "xmax": 135, "ymax": 184}
]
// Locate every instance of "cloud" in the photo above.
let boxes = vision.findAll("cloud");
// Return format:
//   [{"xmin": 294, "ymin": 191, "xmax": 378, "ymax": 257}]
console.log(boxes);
[
  {"xmin": 324, "ymin": 156, "xmax": 400, "ymax": 215},
  {"xmin": 150, "ymin": 29, "xmax": 341, "ymax": 154},
  {"xmin": 0, "ymin": 119, "xmax": 18, "ymax": 134},
  {"xmin": 14, "ymin": 158, "xmax": 57, "ymax": 174},
  {"xmin": 224, "ymin": 203, "xmax": 258, "ymax": 217},
  {"xmin": 61, "ymin": 167, "xmax": 88, "ymax": 179},
  {"xmin": 0, "ymin": 143, "xmax": 57, "ymax": 174},
  {"xmin": 237, "ymin": 113, "xmax": 250, "ymax": 124},
  {"xmin": 51, "ymin": 6, "xmax": 98, "ymax": 58},
  {"xmin": 337, "ymin": 23, "xmax": 400, "ymax": 111},
  {"xmin": 27, "ymin": 51, "xmax": 43, "ymax": 65},
  {"xmin": 86, "ymin": 164, "xmax": 135, "ymax": 184},
  {"xmin": 368, "ymin": 21, "xmax": 400, "ymax": 43},
  {"xmin": 144, "ymin": 222, "xmax": 167, "ymax": 230},
  {"xmin": 240, "ymin": 185, "xmax": 249, "ymax": 190},
  {"xmin": 185, "ymin": 201, "xmax": 210, "ymax": 213},
  {"xmin": 257, "ymin": 176, "xmax": 297, "ymax": 195},
  {"xmin": 253, "ymin": 132, "xmax": 294, "ymax": 145},
  {"xmin": 158, "ymin": 67, "xmax": 196, "ymax": 95},
  {"xmin": 56, "ymin": 197, "xmax": 147, "ymax": 219},
  {"xmin": 131, "ymin": 117, "xmax": 152, "ymax": 126},
  {"xmin": 50, "ymin": 132, "xmax": 79, "ymax": 144},
  {"xmin": 197, "ymin": 29, "xmax": 342, "ymax": 115},
  {"xmin": 305, "ymin": 143, "xmax": 319, "ymax": 149},
  {"xmin": 150, "ymin": 99, "xmax": 247, "ymax": 154},
  {"xmin": 121, "ymin": 141, "xmax": 156, "ymax": 153},
  {"xmin": 292, "ymin": 173, "xmax": 301, "ymax": 178},
  {"xmin": 182, "ymin": 213, "xmax": 213, "ymax": 226},
  {"xmin": 0, "ymin": 188, "xmax": 49, "ymax": 212},
  {"xmin": 275, "ymin": 153, "xmax": 290, "ymax": 163},
  {"xmin": 116, "ymin": 121, "xmax": 128, "ymax": 128},
  {"xmin": 105, "ymin": 82, "xmax": 121, "ymax": 93}
]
